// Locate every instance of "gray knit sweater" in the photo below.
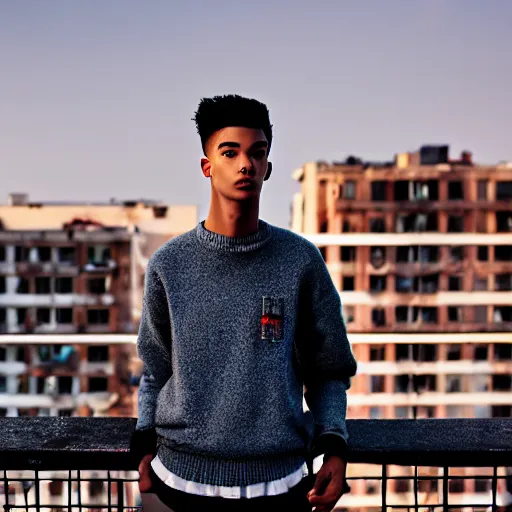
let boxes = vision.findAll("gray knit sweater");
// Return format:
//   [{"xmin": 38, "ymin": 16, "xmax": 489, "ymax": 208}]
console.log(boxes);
[{"xmin": 136, "ymin": 220, "xmax": 357, "ymax": 487}]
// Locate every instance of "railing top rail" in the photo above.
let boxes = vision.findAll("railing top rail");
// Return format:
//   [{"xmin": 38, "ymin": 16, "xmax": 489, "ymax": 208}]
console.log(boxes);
[{"xmin": 0, "ymin": 418, "xmax": 510, "ymax": 470}]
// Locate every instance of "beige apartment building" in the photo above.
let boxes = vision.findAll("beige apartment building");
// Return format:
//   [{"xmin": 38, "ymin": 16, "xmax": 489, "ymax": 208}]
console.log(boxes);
[
  {"xmin": 292, "ymin": 146, "xmax": 512, "ymax": 507},
  {"xmin": 0, "ymin": 195, "xmax": 197, "ymax": 418}
]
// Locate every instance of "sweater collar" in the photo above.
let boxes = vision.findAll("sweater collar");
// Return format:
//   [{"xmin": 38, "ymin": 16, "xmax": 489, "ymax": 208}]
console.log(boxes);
[{"xmin": 196, "ymin": 220, "xmax": 273, "ymax": 253}]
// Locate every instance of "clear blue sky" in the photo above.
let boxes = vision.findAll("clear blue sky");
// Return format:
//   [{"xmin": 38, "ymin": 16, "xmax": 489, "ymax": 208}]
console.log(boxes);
[{"xmin": 1, "ymin": 1, "xmax": 511, "ymax": 228}]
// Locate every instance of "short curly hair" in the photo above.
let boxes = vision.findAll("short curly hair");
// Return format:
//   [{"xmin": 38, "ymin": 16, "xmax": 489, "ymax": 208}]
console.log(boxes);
[{"xmin": 193, "ymin": 94, "xmax": 273, "ymax": 155}]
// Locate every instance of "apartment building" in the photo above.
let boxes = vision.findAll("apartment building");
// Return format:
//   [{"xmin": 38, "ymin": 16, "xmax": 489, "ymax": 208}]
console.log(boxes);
[
  {"xmin": 0, "ymin": 195, "xmax": 198, "ymax": 417},
  {"xmin": 291, "ymin": 146, "xmax": 512, "ymax": 507}
]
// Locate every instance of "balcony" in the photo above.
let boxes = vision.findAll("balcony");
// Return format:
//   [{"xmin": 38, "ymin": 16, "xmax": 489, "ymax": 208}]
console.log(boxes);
[{"xmin": 0, "ymin": 418, "xmax": 510, "ymax": 510}]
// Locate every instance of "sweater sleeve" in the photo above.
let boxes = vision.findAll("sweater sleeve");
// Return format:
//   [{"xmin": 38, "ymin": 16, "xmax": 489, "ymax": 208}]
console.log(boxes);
[
  {"xmin": 299, "ymin": 246, "xmax": 357, "ymax": 458},
  {"xmin": 135, "ymin": 261, "xmax": 173, "ymax": 438}
]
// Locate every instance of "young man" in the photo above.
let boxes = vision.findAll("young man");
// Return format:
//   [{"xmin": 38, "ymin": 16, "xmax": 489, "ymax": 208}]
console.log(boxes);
[{"xmin": 134, "ymin": 94, "xmax": 357, "ymax": 512}]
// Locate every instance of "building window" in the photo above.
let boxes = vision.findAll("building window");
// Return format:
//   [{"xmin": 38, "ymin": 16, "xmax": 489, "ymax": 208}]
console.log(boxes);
[
  {"xmin": 475, "ymin": 479, "xmax": 491, "ymax": 493},
  {"xmin": 370, "ymin": 375, "xmax": 385, "ymax": 393},
  {"xmin": 369, "ymin": 345, "xmax": 385, "ymax": 361},
  {"xmin": 450, "ymin": 246, "xmax": 464, "ymax": 262},
  {"xmin": 474, "ymin": 276, "xmax": 488, "ymax": 291},
  {"xmin": 344, "ymin": 181, "xmax": 356, "ymax": 199},
  {"xmin": 0, "ymin": 309, "xmax": 5, "ymax": 330},
  {"xmin": 87, "ymin": 246, "xmax": 111, "ymax": 265},
  {"xmin": 17, "ymin": 308, "xmax": 27, "ymax": 326},
  {"xmin": 414, "ymin": 344, "xmax": 437, "ymax": 361},
  {"xmin": 56, "ymin": 308, "xmax": 73, "ymax": 324},
  {"xmin": 55, "ymin": 277, "xmax": 73, "ymax": 294},
  {"xmin": 58, "ymin": 376, "xmax": 73, "ymax": 394},
  {"xmin": 395, "ymin": 375, "xmax": 410, "ymax": 393},
  {"xmin": 371, "ymin": 181, "xmax": 387, "ymax": 201},
  {"xmin": 395, "ymin": 306, "xmax": 418, "ymax": 324},
  {"xmin": 448, "ymin": 181, "xmax": 464, "ymax": 200},
  {"xmin": 371, "ymin": 308, "xmax": 386, "ymax": 327},
  {"xmin": 494, "ymin": 343, "xmax": 512, "ymax": 361},
  {"xmin": 477, "ymin": 246, "xmax": 488, "ymax": 261},
  {"xmin": 0, "ymin": 277, "xmax": 5, "ymax": 294},
  {"xmin": 395, "ymin": 479, "xmax": 411, "ymax": 493},
  {"xmin": 369, "ymin": 407, "xmax": 382, "ymax": 419},
  {"xmin": 0, "ymin": 246, "xmax": 5, "ymax": 261},
  {"xmin": 447, "ymin": 216, "xmax": 464, "ymax": 233},
  {"xmin": 419, "ymin": 479, "xmax": 438, "ymax": 493},
  {"xmin": 35, "ymin": 277, "xmax": 51, "ymax": 295},
  {"xmin": 414, "ymin": 374, "xmax": 437, "ymax": 392},
  {"xmin": 496, "ymin": 246, "xmax": 512, "ymax": 261},
  {"xmin": 478, "ymin": 180, "xmax": 488, "ymax": 200},
  {"xmin": 37, "ymin": 308, "xmax": 51, "ymax": 325},
  {"xmin": 87, "ymin": 345, "xmax": 109, "ymax": 362},
  {"xmin": 474, "ymin": 306, "xmax": 488, "ymax": 324},
  {"xmin": 494, "ymin": 306, "xmax": 512, "ymax": 323},
  {"xmin": 343, "ymin": 305, "xmax": 354, "ymax": 324},
  {"xmin": 421, "ymin": 307, "xmax": 438, "ymax": 324},
  {"xmin": 87, "ymin": 309, "xmax": 110, "ymax": 325},
  {"xmin": 365, "ymin": 480, "xmax": 379, "ymax": 495},
  {"xmin": 396, "ymin": 276, "xmax": 413, "ymax": 293},
  {"xmin": 57, "ymin": 247, "xmax": 76, "ymax": 264},
  {"xmin": 369, "ymin": 217, "xmax": 386, "ymax": 233},
  {"xmin": 447, "ymin": 344, "xmax": 462, "ymax": 361},
  {"xmin": 89, "ymin": 377, "xmax": 109, "ymax": 392},
  {"xmin": 496, "ymin": 181, "xmax": 512, "ymax": 200},
  {"xmin": 474, "ymin": 344, "xmax": 488, "ymax": 361},
  {"xmin": 448, "ymin": 306, "xmax": 463, "ymax": 323},
  {"xmin": 446, "ymin": 375, "xmax": 462, "ymax": 393},
  {"xmin": 36, "ymin": 247, "xmax": 52, "ymax": 262},
  {"xmin": 341, "ymin": 246, "xmax": 356, "ymax": 262},
  {"xmin": 342, "ymin": 276, "xmax": 354, "ymax": 291},
  {"xmin": 448, "ymin": 276, "xmax": 462, "ymax": 291},
  {"xmin": 492, "ymin": 406, "xmax": 511, "ymax": 418},
  {"xmin": 496, "ymin": 211, "xmax": 512, "ymax": 233},
  {"xmin": 396, "ymin": 213, "xmax": 437, "ymax": 232},
  {"xmin": 370, "ymin": 275, "xmax": 387, "ymax": 293},
  {"xmin": 448, "ymin": 479, "xmax": 465, "ymax": 493},
  {"xmin": 492, "ymin": 374, "xmax": 512, "ymax": 391},
  {"xmin": 16, "ymin": 277, "xmax": 30, "ymax": 294},
  {"xmin": 395, "ymin": 407, "xmax": 410, "ymax": 419},
  {"xmin": 496, "ymin": 273, "xmax": 512, "ymax": 291},
  {"xmin": 15, "ymin": 246, "xmax": 30, "ymax": 262},
  {"xmin": 370, "ymin": 247, "xmax": 386, "ymax": 268}
]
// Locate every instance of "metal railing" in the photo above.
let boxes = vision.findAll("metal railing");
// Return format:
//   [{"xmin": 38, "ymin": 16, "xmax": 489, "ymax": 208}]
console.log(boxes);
[{"xmin": 0, "ymin": 417, "xmax": 510, "ymax": 511}]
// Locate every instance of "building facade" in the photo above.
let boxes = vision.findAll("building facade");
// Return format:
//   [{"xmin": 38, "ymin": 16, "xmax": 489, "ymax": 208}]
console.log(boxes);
[
  {"xmin": 291, "ymin": 146, "xmax": 512, "ymax": 507},
  {"xmin": 0, "ymin": 195, "xmax": 198, "ymax": 418}
]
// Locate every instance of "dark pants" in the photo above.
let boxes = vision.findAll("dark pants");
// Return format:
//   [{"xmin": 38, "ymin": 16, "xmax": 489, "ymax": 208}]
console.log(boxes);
[{"xmin": 147, "ymin": 465, "xmax": 313, "ymax": 512}]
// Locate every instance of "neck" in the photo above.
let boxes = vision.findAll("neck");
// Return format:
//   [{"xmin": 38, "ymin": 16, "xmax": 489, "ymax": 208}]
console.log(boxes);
[{"xmin": 204, "ymin": 193, "xmax": 260, "ymax": 238}]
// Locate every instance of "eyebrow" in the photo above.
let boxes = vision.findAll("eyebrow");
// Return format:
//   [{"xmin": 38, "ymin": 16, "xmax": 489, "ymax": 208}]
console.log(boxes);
[{"xmin": 217, "ymin": 141, "xmax": 268, "ymax": 151}]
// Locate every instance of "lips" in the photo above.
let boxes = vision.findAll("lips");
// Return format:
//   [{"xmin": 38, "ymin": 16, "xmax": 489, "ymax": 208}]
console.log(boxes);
[{"xmin": 235, "ymin": 179, "xmax": 256, "ymax": 188}]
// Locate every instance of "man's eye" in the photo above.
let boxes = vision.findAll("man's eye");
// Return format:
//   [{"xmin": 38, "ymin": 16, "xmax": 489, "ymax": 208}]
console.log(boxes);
[
  {"xmin": 253, "ymin": 150, "xmax": 266, "ymax": 160},
  {"xmin": 223, "ymin": 150, "xmax": 236, "ymax": 158}
]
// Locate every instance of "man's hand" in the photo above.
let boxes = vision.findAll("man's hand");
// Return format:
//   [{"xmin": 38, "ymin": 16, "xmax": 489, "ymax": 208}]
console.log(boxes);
[
  {"xmin": 138, "ymin": 454, "xmax": 155, "ymax": 493},
  {"xmin": 308, "ymin": 455, "xmax": 347, "ymax": 512}
]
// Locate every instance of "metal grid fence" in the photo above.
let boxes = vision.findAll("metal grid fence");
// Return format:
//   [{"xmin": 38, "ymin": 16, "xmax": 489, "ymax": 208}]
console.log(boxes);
[{"xmin": 0, "ymin": 417, "xmax": 510, "ymax": 511}]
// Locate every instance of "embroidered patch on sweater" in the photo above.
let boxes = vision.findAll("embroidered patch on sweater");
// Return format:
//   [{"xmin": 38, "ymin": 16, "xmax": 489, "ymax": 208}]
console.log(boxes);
[{"xmin": 261, "ymin": 296, "xmax": 284, "ymax": 342}]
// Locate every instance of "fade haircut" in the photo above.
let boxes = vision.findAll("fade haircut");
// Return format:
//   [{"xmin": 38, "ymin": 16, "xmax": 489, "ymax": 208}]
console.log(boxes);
[{"xmin": 193, "ymin": 94, "xmax": 273, "ymax": 155}]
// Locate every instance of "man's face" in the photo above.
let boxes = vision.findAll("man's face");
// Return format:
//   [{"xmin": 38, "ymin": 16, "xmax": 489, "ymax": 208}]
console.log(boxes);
[{"xmin": 202, "ymin": 126, "xmax": 270, "ymax": 201}]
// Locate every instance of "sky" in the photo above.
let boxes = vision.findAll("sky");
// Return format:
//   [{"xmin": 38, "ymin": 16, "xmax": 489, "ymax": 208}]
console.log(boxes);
[{"xmin": 1, "ymin": 1, "xmax": 511, "ymax": 228}]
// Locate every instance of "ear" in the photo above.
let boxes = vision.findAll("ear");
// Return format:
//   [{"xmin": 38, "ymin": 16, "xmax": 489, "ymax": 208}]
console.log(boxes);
[
  {"xmin": 201, "ymin": 158, "xmax": 212, "ymax": 178},
  {"xmin": 264, "ymin": 162, "xmax": 272, "ymax": 181}
]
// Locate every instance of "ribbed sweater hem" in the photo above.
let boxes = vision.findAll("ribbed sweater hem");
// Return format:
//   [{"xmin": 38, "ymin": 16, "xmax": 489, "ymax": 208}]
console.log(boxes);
[{"xmin": 157, "ymin": 445, "xmax": 306, "ymax": 487}]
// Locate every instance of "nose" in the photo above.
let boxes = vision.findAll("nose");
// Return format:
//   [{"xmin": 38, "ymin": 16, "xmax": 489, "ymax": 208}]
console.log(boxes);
[{"xmin": 239, "ymin": 155, "xmax": 255, "ymax": 176}]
